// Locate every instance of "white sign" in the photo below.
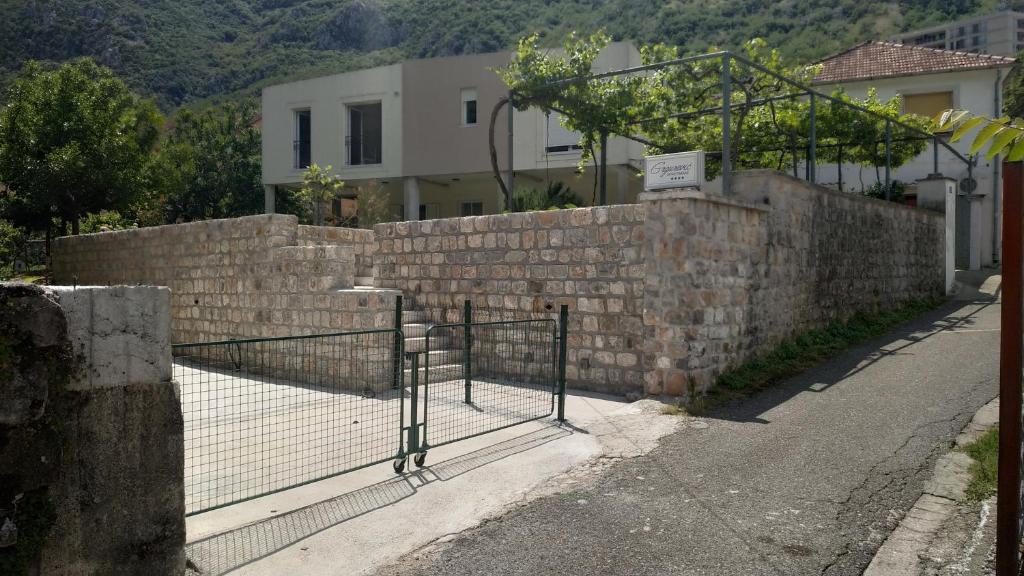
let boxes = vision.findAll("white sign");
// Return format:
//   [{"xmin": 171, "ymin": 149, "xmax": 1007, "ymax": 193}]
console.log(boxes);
[{"xmin": 644, "ymin": 151, "xmax": 704, "ymax": 191}]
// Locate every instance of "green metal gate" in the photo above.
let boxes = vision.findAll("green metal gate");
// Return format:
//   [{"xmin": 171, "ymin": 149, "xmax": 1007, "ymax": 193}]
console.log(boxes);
[{"xmin": 174, "ymin": 304, "xmax": 568, "ymax": 515}]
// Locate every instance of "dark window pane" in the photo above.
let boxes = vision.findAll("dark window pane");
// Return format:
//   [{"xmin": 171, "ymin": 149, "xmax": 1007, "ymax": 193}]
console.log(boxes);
[
  {"xmin": 296, "ymin": 110, "xmax": 311, "ymax": 169},
  {"xmin": 465, "ymin": 100, "xmax": 477, "ymax": 125}
]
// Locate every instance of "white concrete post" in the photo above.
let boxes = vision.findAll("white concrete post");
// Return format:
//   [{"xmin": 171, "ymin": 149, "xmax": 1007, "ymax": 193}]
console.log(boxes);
[
  {"xmin": 264, "ymin": 185, "xmax": 276, "ymax": 214},
  {"xmin": 916, "ymin": 176, "xmax": 958, "ymax": 294},
  {"xmin": 404, "ymin": 177, "xmax": 421, "ymax": 221}
]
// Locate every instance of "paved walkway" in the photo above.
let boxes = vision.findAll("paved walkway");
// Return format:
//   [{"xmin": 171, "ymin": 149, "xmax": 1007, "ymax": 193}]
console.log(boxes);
[{"xmin": 377, "ymin": 287, "xmax": 1000, "ymax": 575}]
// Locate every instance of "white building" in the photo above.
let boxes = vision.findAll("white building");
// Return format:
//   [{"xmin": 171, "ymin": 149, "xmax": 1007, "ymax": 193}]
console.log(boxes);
[
  {"xmin": 891, "ymin": 10, "xmax": 1024, "ymax": 57},
  {"xmin": 261, "ymin": 43, "xmax": 645, "ymax": 221},
  {"xmin": 813, "ymin": 41, "xmax": 1016, "ymax": 269}
]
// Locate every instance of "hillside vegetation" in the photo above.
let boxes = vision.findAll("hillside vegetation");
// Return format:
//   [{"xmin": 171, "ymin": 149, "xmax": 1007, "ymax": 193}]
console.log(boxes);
[{"xmin": 0, "ymin": 0, "xmax": 1009, "ymax": 109}]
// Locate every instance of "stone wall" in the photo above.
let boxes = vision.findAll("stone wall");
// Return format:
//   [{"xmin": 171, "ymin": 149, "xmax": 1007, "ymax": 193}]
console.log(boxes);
[
  {"xmin": 0, "ymin": 284, "xmax": 184, "ymax": 575},
  {"xmin": 373, "ymin": 206, "xmax": 646, "ymax": 393},
  {"xmin": 733, "ymin": 170, "xmax": 946, "ymax": 348},
  {"xmin": 52, "ymin": 215, "xmax": 397, "ymax": 345},
  {"xmin": 297, "ymin": 224, "xmax": 375, "ymax": 279},
  {"xmin": 49, "ymin": 170, "xmax": 945, "ymax": 398},
  {"xmin": 640, "ymin": 191, "xmax": 769, "ymax": 396}
]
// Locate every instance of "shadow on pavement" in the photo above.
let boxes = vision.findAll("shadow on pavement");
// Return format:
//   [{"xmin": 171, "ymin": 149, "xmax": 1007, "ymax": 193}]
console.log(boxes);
[
  {"xmin": 707, "ymin": 275, "xmax": 1000, "ymax": 425},
  {"xmin": 186, "ymin": 424, "xmax": 571, "ymax": 575}
]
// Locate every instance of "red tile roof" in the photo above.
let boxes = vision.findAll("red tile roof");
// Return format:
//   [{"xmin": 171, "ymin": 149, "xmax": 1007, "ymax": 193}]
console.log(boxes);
[{"xmin": 812, "ymin": 41, "xmax": 1016, "ymax": 84}]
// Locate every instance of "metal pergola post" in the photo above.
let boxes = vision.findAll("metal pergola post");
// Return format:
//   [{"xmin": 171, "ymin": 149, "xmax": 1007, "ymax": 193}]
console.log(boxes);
[
  {"xmin": 599, "ymin": 129, "xmax": 608, "ymax": 205},
  {"xmin": 808, "ymin": 92, "xmax": 816, "ymax": 184},
  {"xmin": 884, "ymin": 119, "xmax": 892, "ymax": 199},
  {"xmin": 933, "ymin": 136, "xmax": 940, "ymax": 175},
  {"xmin": 721, "ymin": 54, "xmax": 732, "ymax": 195}
]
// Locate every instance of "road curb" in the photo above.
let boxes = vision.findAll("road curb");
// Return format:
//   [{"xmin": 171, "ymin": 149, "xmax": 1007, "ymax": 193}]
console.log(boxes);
[{"xmin": 863, "ymin": 397, "xmax": 999, "ymax": 575}]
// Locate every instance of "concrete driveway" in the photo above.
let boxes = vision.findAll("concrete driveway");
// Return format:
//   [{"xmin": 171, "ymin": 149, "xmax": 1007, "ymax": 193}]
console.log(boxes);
[
  {"xmin": 376, "ymin": 275, "xmax": 1001, "ymax": 576},
  {"xmin": 184, "ymin": 390, "xmax": 680, "ymax": 575}
]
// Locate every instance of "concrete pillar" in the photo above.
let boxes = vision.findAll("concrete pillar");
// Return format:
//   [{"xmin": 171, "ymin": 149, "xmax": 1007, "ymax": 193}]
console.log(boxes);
[
  {"xmin": 917, "ymin": 176, "xmax": 957, "ymax": 294},
  {"xmin": 264, "ymin": 185, "xmax": 276, "ymax": 214},
  {"xmin": 968, "ymin": 194, "xmax": 986, "ymax": 271},
  {"xmin": 404, "ymin": 177, "xmax": 420, "ymax": 221}
]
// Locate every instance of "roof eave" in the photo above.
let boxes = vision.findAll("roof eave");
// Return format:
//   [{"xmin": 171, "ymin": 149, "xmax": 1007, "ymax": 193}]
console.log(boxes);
[{"xmin": 812, "ymin": 61, "xmax": 1018, "ymax": 86}]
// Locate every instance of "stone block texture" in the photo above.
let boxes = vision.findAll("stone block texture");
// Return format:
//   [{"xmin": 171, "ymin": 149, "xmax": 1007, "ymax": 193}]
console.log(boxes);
[
  {"xmin": 49, "ymin": 171, "xmax": 945, "ymax": 397},
  {"xmin": 0, "ymin": 284, "xmax": 184, "ymax": 576},
  {"xmin": 52, "ymin": 215, "xmax": 395, "ymax": 345},
  {"xmin": 373, "ymin": 206, "xmax": 647, "ymax": 394}
]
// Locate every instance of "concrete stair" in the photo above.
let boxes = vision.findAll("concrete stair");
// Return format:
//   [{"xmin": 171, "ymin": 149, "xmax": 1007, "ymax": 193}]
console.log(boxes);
[{"xmin": 400, "ymin": 306, "xmax": 464, "ymax": 385}]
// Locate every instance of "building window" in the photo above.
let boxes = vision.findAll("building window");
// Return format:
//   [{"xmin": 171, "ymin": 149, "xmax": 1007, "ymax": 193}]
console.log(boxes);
[
  {"xmin": 545, "ymin": 113, "xmax": 584, "ymax": 154},
  {"xmin": 461, "ymin": 88, "xmax": 478, "ymax": 126},
  {"xmin": 953, "ymin": 39, "xmax": 965, "ymax": 49},
  {"xmin": 1018, "ymin": 19, "xmax": 1024, "ymax": 29},
  {"xmin": 971, "ymin": 35, "xmax": 982, "ymax": 47},
  {"xmin": 460, "ymin": 201, "xmax": 484, "ymax": 216},
  {"xmin": 972, "ymin": 23, "xmax": 982, "ymax": 34},
  {"xmin": 346, "ymin": 102, "xmax": 382, "ymax": 166},
  {"xmin": 294, "ymin": 109, "xmax": 311, "ymax": 169},
  {"xmin": 903, "ymin": 91, "xmax": 954, "ymax": 119}
]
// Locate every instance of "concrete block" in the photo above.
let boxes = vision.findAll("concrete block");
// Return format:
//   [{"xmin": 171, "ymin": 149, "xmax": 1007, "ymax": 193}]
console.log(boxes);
[{"xmin": 52, "ymin": 286, "xmax": 172, "ymax": 390}]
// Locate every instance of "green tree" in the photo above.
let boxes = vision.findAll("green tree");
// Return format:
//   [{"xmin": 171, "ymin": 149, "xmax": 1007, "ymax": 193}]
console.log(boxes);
[
  {"xmin": 297, "ymin": 163, "xmax": 345, "ymax": 226},
  {"xmin": 154, "ymin": 100, "xmax": 265, "ymax": 223},
  {"xmin": 354, "ymin": 182, "xmax": 392, "ymax": 230},
  {"xmin": 499, "ymin": 34, "xmax": 930, "ymax": 191},
  {"xmin": 0, "ymin": 58, "xmax": 162, "ymax": 236}
]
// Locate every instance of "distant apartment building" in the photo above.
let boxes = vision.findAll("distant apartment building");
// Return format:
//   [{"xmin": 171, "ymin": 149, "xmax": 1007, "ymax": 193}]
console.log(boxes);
[
  {"xmin": 261, "ymin": 43, "xmax": 645, "ymax": 221},
  {"xmin": 890, "ymin": 10, "xmax": 1024, "ymax": 57},
  {"xmin": 813, "ymin": 41, "xmax": 1017, "ymax": 270}
]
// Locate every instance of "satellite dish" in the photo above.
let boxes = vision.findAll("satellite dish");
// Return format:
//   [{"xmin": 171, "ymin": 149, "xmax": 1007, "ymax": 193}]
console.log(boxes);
[{"xmin": 959, "ymin": 177, "xmax": 977, "ymax": 193}]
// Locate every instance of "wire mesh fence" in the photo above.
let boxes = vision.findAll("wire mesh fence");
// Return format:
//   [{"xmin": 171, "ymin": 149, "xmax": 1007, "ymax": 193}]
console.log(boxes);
[
  {"xmin": 175, "ymin": 300, "xmax": 568, "ymax": 515},
  {"xmin": 419, "ymin": 319, "xmax": 558, "ymax": 450},
  {"xmin": 174, "ymin": 329, "xmax": 404, "ymax": 516}
]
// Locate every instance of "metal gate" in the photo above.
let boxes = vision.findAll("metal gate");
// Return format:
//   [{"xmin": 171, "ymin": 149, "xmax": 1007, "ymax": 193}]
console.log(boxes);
[{"xmin": 174, "ymin": 306, "xmax": 567, "ymax": 516}]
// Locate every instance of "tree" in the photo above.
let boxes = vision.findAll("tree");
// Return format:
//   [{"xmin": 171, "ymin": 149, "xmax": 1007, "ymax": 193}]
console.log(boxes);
[
  {"xmin": 0, "ymin": 58, "xmax": 162, "ymax": 236},
  {"xmin": 498, "ymin": 34, "xmax": 930, "ymax": 192},
  {"xmin": 153, "ymin": 100, "xmax": 266, "ymax": 223},
  {"xmin": 297, "ymin": 164, "xmax": 345, "ymax": 225},
  {"xmin": 354, "ymin": 181, "xmax": 392, "ymax": 229}
]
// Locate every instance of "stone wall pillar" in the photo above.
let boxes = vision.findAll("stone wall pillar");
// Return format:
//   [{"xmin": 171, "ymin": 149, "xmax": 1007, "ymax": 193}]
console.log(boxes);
[
  {"xmin": 638, "ymin": 189, "xmax": 768, "ymax": 397},
  {"xmin": 0, "ymin": 285, "xmax": 183, "ymax": 576}
]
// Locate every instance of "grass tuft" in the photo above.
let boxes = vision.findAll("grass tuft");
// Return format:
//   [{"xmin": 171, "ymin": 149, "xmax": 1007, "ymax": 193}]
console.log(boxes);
[
  {"xmin": 710, "ymin": 296, "xmax": 946, "ymax": 403},
  {"xmin": 961, "ymin": 426, "xmax": 998, "ymax": 503}
]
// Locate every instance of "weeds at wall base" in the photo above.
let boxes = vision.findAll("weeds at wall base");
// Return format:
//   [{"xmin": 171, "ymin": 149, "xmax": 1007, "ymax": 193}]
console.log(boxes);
[{"xmin": 674, "ymin": 296, "xmax": 947, "ymax": 415}]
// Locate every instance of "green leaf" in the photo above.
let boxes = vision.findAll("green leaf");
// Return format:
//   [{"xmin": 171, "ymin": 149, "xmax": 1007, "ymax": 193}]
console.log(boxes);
[
  {"xmin": 950, "ymin": 117, "xmax": 985, "ymax": 142},
  {"xmin": 1005, "ymin": 138, "xmax": 1024, "ymax": 162},
  {"xmin": 985, "ymin": 126, "xmax": 1023, "ymax": 160},
  {"xmin": 970, "ymin": 123, "xmax": 1006, "ymax": 155}
]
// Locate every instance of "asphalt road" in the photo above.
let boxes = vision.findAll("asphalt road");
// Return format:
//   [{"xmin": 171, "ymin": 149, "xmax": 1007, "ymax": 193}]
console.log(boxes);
[{"xmin": 375, "ymin": 295, "xmax": 1000, "ymax": 576}]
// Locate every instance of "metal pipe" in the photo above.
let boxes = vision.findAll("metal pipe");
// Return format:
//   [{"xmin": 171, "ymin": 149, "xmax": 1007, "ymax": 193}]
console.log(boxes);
[
  {"xmin": 393, "ymin": 295, "xmax": 403, "ymax": 390},
  {"xmin": 933, "ymin": 136, "xmax": 940, "ymax": 175},
  {"xmin": 721, "ymin": 54, "xmax": 732, "ymax": 195},
  {"xmin": 884, "ymin": 120, "xmax": 892, "ymax": 199},
  {"xmin": 838, "ymin": 144, "xmax": 844, "ymax": 192},
  {"xmin": 464, "ymin": 299, "xmax": 472, "ymax": 404},
  {"xmin": 599, "ymin": 130, "xmax": 608, "ymax": 205},
  {"xmin": 557, "ymin": 305, "xmax": 568, "ymax": 422},
  {"xmin": 808, "ymin": 93, "xmax": 816, "ymax": 183}
]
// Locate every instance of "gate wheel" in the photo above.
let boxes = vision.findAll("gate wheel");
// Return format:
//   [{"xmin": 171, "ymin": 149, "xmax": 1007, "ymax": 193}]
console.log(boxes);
[
  {"xmin": 414, "ymin": 452, "xmax": 428, "ymax": 468},
  {"xmin": 393, "ymin": 458, "xmax": 407, "ymax": 474}
]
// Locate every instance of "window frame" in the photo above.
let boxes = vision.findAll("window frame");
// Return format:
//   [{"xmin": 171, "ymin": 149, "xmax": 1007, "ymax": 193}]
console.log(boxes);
[
  {"xmin": 460, "ymin": 201, "xmax": 484, "ymax": 217},
  {"xmin": 344, "ymin": 101, "xmax": 383, "ymax": 167},
  {"xmin": 460, "ymin": 88, "xmax": 478, "ymax": 127},
  {"xmin": 293, "ymin": 108, "xmax": 312, "ymax": 170}
]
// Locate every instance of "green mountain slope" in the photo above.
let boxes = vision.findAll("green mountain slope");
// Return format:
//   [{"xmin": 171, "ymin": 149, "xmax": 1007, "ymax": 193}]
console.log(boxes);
[{"xmin": 0, "ymin": 0, "xmax": 1007, "ymax": 109}]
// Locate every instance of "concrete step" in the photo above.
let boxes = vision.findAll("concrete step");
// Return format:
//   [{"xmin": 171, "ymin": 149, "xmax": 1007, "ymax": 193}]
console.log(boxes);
[
  {"xmin": 404, "ymin": 348, "xmax": 464, "ymax": 365},
  {"xmin": 403, "ymin": 362, "xmax": 463, "ymax": 384},
  {"xmin": 404, "ymin": 336, "xmax": 458, "ymax": 353},
  {"xmin": 401, "ymin": 323, "xmax": 430, "ymax": 338},
  {"xmin": 402, "ymin": 310, "xmax": 429, "ymax": 323}
]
